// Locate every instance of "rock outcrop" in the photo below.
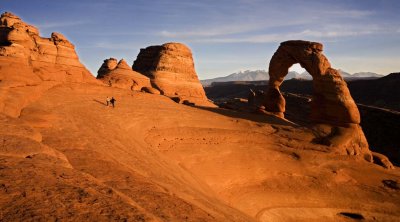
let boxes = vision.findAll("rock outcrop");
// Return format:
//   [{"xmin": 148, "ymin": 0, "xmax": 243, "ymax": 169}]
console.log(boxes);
[
  {"xmin": 0, "ymin": 12, "xmax": 97, "ymax": 117},
  {"xmin": 97, "ymin": 58, "xmax": 152, "ymax": 91},
  {"xmin": 132, "ymin": 42, "xmax": 213, "ymax": 106},
  {"xmin": 97, "ymin": 58, "xmax": 118, "ymax": 78},
  {"xmin": 264, "ymin": 40, "xmax": 382, "ymax": 164}
]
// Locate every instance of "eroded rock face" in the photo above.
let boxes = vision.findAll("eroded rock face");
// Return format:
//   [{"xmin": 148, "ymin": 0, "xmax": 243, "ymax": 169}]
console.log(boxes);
[
  {"xmin": 265, "ymin": 40, "xmax": 375, "ymax": 162},
  {"xmin": 132, "ymin": 42, "xmax": 213, "ymax": 106},
  {"xmin": 97, "ymin": 58, "xmax": 151, "ymax": 91},
  {"xmin": 97, "ymin": 58, "xmax": 118, "ymax": 78},
  {"xmin": 0, "ymin": 11, "xmax": 97, "ymax": 117}
]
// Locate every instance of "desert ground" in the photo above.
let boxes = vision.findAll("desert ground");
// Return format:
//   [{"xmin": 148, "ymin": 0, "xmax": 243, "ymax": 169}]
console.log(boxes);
[{"xmin": 1, "ymin": 82, "xmax": 399, "ymax": 221}]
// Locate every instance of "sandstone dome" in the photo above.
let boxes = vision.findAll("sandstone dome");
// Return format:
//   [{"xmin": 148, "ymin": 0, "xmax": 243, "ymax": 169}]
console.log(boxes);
[
  {"xmin": 132, "ymin": 42, "xmax": 214, "ymax": 107},
  {"xmin": 97, "ymin": 58, "xmax": 152, "ymax": 91}
]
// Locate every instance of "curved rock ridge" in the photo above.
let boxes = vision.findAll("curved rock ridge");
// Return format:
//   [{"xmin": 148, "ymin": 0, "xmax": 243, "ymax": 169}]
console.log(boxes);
[
  {"xmin": 264, "ymin": 40, "xmax": 388, "ymax": 165},
  {"xmin": 0, "ymin": 11, "xmax": 97, "ymax": 117},
  {"xmin": 97, "ymin": 58, "xmax": 152, "ymax": 91},
  {"xmin": 132, "ymin": 42, "xmax": 214, "ymax": 106}
]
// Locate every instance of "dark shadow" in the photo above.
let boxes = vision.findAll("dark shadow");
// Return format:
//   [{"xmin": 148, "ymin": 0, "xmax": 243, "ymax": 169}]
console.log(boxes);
[
  {"xmin": 93, "ymin": 99, "xmax": 107, "ymax": 106},
  {"xmin": 192, "ymin": 105, "xmax": 297, "ymax": 127},
  {"xmin": 338, "ymin": 212, "xmax": 365, "ymax": 220},
  {"xmin": 382, "ymin": 179, "xmax": 399, "ymax": 190}
]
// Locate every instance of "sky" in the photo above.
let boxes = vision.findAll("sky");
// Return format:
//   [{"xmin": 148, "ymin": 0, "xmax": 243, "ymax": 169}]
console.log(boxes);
[{"xmin": 1, "ymin": 0, "xmax": 399, "ymax": 79}]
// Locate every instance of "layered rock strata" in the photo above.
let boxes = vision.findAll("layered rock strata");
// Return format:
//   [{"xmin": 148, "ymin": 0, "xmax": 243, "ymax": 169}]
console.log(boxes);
[
  {"xmin": 132, "ymin": 42, "xmax": 213, "ymax": 106},
  {"xmin": 97, "ymin": 58, "xmax": 152, "ymax": 91},
  {"xmin": 0, "ymin": 12, "xmax": 97, "ymax": 117},
  {"xmin": 264, "ymin": 40, "xmax": 385, "ymax": 164}
]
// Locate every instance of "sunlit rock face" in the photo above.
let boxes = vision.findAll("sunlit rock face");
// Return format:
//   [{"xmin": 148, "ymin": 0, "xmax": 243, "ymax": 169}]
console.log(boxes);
[
  {"xmin": 132, "ymin": 42, "xmax": 214, "ymax": 106},
  {"xmin": 265, "ymin": 40, "xmax": 377, "ymax": 163},
  {"xmin": 0, "ymin": 11, "xmax": 97, "ymax": 117},
  {"xmin": 97, "ymin": 58, "xmax": 152, "ymax": 91}
]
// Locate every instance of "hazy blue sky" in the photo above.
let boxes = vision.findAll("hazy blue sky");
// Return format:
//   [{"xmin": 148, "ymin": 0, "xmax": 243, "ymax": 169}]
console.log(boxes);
[{"xmin": 1, "ymin": 0, "xmax": 399, "ymax": 79}]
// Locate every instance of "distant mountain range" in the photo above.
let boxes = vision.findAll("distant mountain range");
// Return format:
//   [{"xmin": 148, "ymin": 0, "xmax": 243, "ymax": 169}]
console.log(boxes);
[{"xmin": 201, "ymin": 70, "xmax": 383, "ymax": 86}]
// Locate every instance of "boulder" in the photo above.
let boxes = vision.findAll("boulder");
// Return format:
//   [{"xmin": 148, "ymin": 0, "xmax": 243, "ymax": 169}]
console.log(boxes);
[
  {"xmin": 132, "ymin": 42, "xmax": 214, "ymax": 107},
  {"xmin": 0, "ymin": 11, "xmax": 98, "ymax": 117},
  {"xmin": 97, "ymin": 58, "xmax": 152, "ymax": 91}
]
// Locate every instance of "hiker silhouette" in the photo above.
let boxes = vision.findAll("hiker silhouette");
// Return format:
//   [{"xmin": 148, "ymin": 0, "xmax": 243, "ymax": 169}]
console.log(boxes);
[
  {"xmin": 106, "ymin": 96, "xmax": 111, "ymax": 106},
  {"xmin": 110, "ymin": 97, "xmax": 116, "ymax": 108}
]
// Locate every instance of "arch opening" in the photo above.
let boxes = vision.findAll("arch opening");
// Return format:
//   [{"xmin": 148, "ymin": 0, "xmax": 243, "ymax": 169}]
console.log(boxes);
[{"xmin": 289, "ymin": 63, "xmax": 307, "ymax": 76}]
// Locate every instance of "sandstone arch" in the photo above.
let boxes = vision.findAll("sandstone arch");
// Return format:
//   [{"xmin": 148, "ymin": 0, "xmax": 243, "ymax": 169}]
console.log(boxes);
[
  {"xmin": 264, "ymin": 40, "xmax": 393, "ymax": 166},
  {"xmin": 265, "ymin": 40, "xmax": 360, "ymax": 125}
]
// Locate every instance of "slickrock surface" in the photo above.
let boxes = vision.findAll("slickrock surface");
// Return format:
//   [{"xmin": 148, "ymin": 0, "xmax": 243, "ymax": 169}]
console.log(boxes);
[
  {"xmin": 97, "ymin": 58, "xmax": 152, "ymax": 91},
  {"xmin": 132, "ymin": 42, "xmax": 214, "ymax": 106},
  {"xmin": 264, "ymin": 40, "xmax": 382, "ymax": 165},
  {"xmin": 0, "ymin": 83, "xmax": 398, "ymax": 221},
  {"xmin": 0, "ymin": 12, "xmax": 98, "ymax": 117}
]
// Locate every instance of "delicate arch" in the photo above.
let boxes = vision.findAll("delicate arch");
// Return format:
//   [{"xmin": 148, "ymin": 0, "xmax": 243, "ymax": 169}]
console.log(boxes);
[{"xmin": 264, "ymin": 40, "xmax": 360, "ymax": 126}]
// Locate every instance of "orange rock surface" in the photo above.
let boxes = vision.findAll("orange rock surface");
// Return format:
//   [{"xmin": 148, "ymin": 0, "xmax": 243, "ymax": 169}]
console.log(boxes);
[
  {"xmin": 132, "ymin": 42, "xmax": 214, "ymax": 106},
  {"xmin": 0, "ymin": 83, "xmax": 398, "ymax": 221},
  {"xmin": 266, "ymin": 40, "xmax": 359, "ymax": 125},
  {"xmin": 97, "ymin": 58, "xmax": 152, "ymax": 91},
  {"xmin": 0, "ymin": 12, "xmax": 98, "ymax": 117},
  {"xmin": 265, "ymin": 40, "xmax": 381, "ymax": 164}
]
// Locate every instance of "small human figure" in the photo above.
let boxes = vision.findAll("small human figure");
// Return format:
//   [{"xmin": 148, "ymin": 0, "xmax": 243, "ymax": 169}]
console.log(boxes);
[
  {"xmin": 106, "ymin": 96, "xmax": 111, "ymax": 106},
  {"xmin": 110, "ymin": 97, "xmax": 116, "ymax": 108}
]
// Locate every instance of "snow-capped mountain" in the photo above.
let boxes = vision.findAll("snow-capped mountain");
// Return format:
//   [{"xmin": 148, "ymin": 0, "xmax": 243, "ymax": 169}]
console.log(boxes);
[{"xmin": 201, "ymin": 69, "xmax": 383, "ymax": 86}]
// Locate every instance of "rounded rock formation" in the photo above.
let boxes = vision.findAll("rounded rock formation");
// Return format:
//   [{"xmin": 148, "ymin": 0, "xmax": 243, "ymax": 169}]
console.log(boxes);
[
  {"xmin": 97, "ymin": 58, "xmax": 152, "ymax": 91},
  {"xmin": 132, "ymin": 42, "xmax": 214, "ymax": 106},
  {"xmin": 264, "ymin": 40, "xmax": 376, "ymax": 162},
  {"xmin": 97, "ymin": 58, "xmax": 118, "ymax": 78},
  {"xmin": 0, "ymin": 11, "xmax": 98, "ymax": 117}
]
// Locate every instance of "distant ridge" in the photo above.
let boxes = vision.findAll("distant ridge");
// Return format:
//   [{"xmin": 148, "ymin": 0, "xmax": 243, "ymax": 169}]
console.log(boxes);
[
  {"xmin": 201, "ymin": 69, "xmax": 383, "ymax": 86},
  {"xmin": 201, "ymin": 70, "xmax": 301, "ymax": 86}
]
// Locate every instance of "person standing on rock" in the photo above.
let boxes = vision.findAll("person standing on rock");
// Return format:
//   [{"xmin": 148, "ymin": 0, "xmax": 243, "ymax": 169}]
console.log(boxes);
[
  {"xmin": 106, "ymin": 96, "xmax": 111, "ymax": 106},
  {"xmin": 110, "ymin": 97, "xmax": 116, "ymax": 108}
]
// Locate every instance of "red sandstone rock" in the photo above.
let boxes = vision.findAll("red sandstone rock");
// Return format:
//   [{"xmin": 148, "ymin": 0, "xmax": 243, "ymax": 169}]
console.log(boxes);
[
  {"xmin": 132, "ymin": 42, "xmax": 214, "ymax": 107},
  {"xmin": 97, "ymin": 58, "xmax": 118, "ymax": 78},
  {"xmin": 0, "ymin": 12, "xmax": 98, "ymax": 117},
  {"xmin": 265, "ymin": 40, "xmax": 374, "ymax": 162},
  {"xmin": 266, "ymin": 40, "xmax": 360, "ymax": 125},
  {"xmin": 97, "ymin": 58, "xmax": 152, "ymax": 91},
  {"xmin": 141, "ymin": 86, "xmax": 161, "ymax": 95}
]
